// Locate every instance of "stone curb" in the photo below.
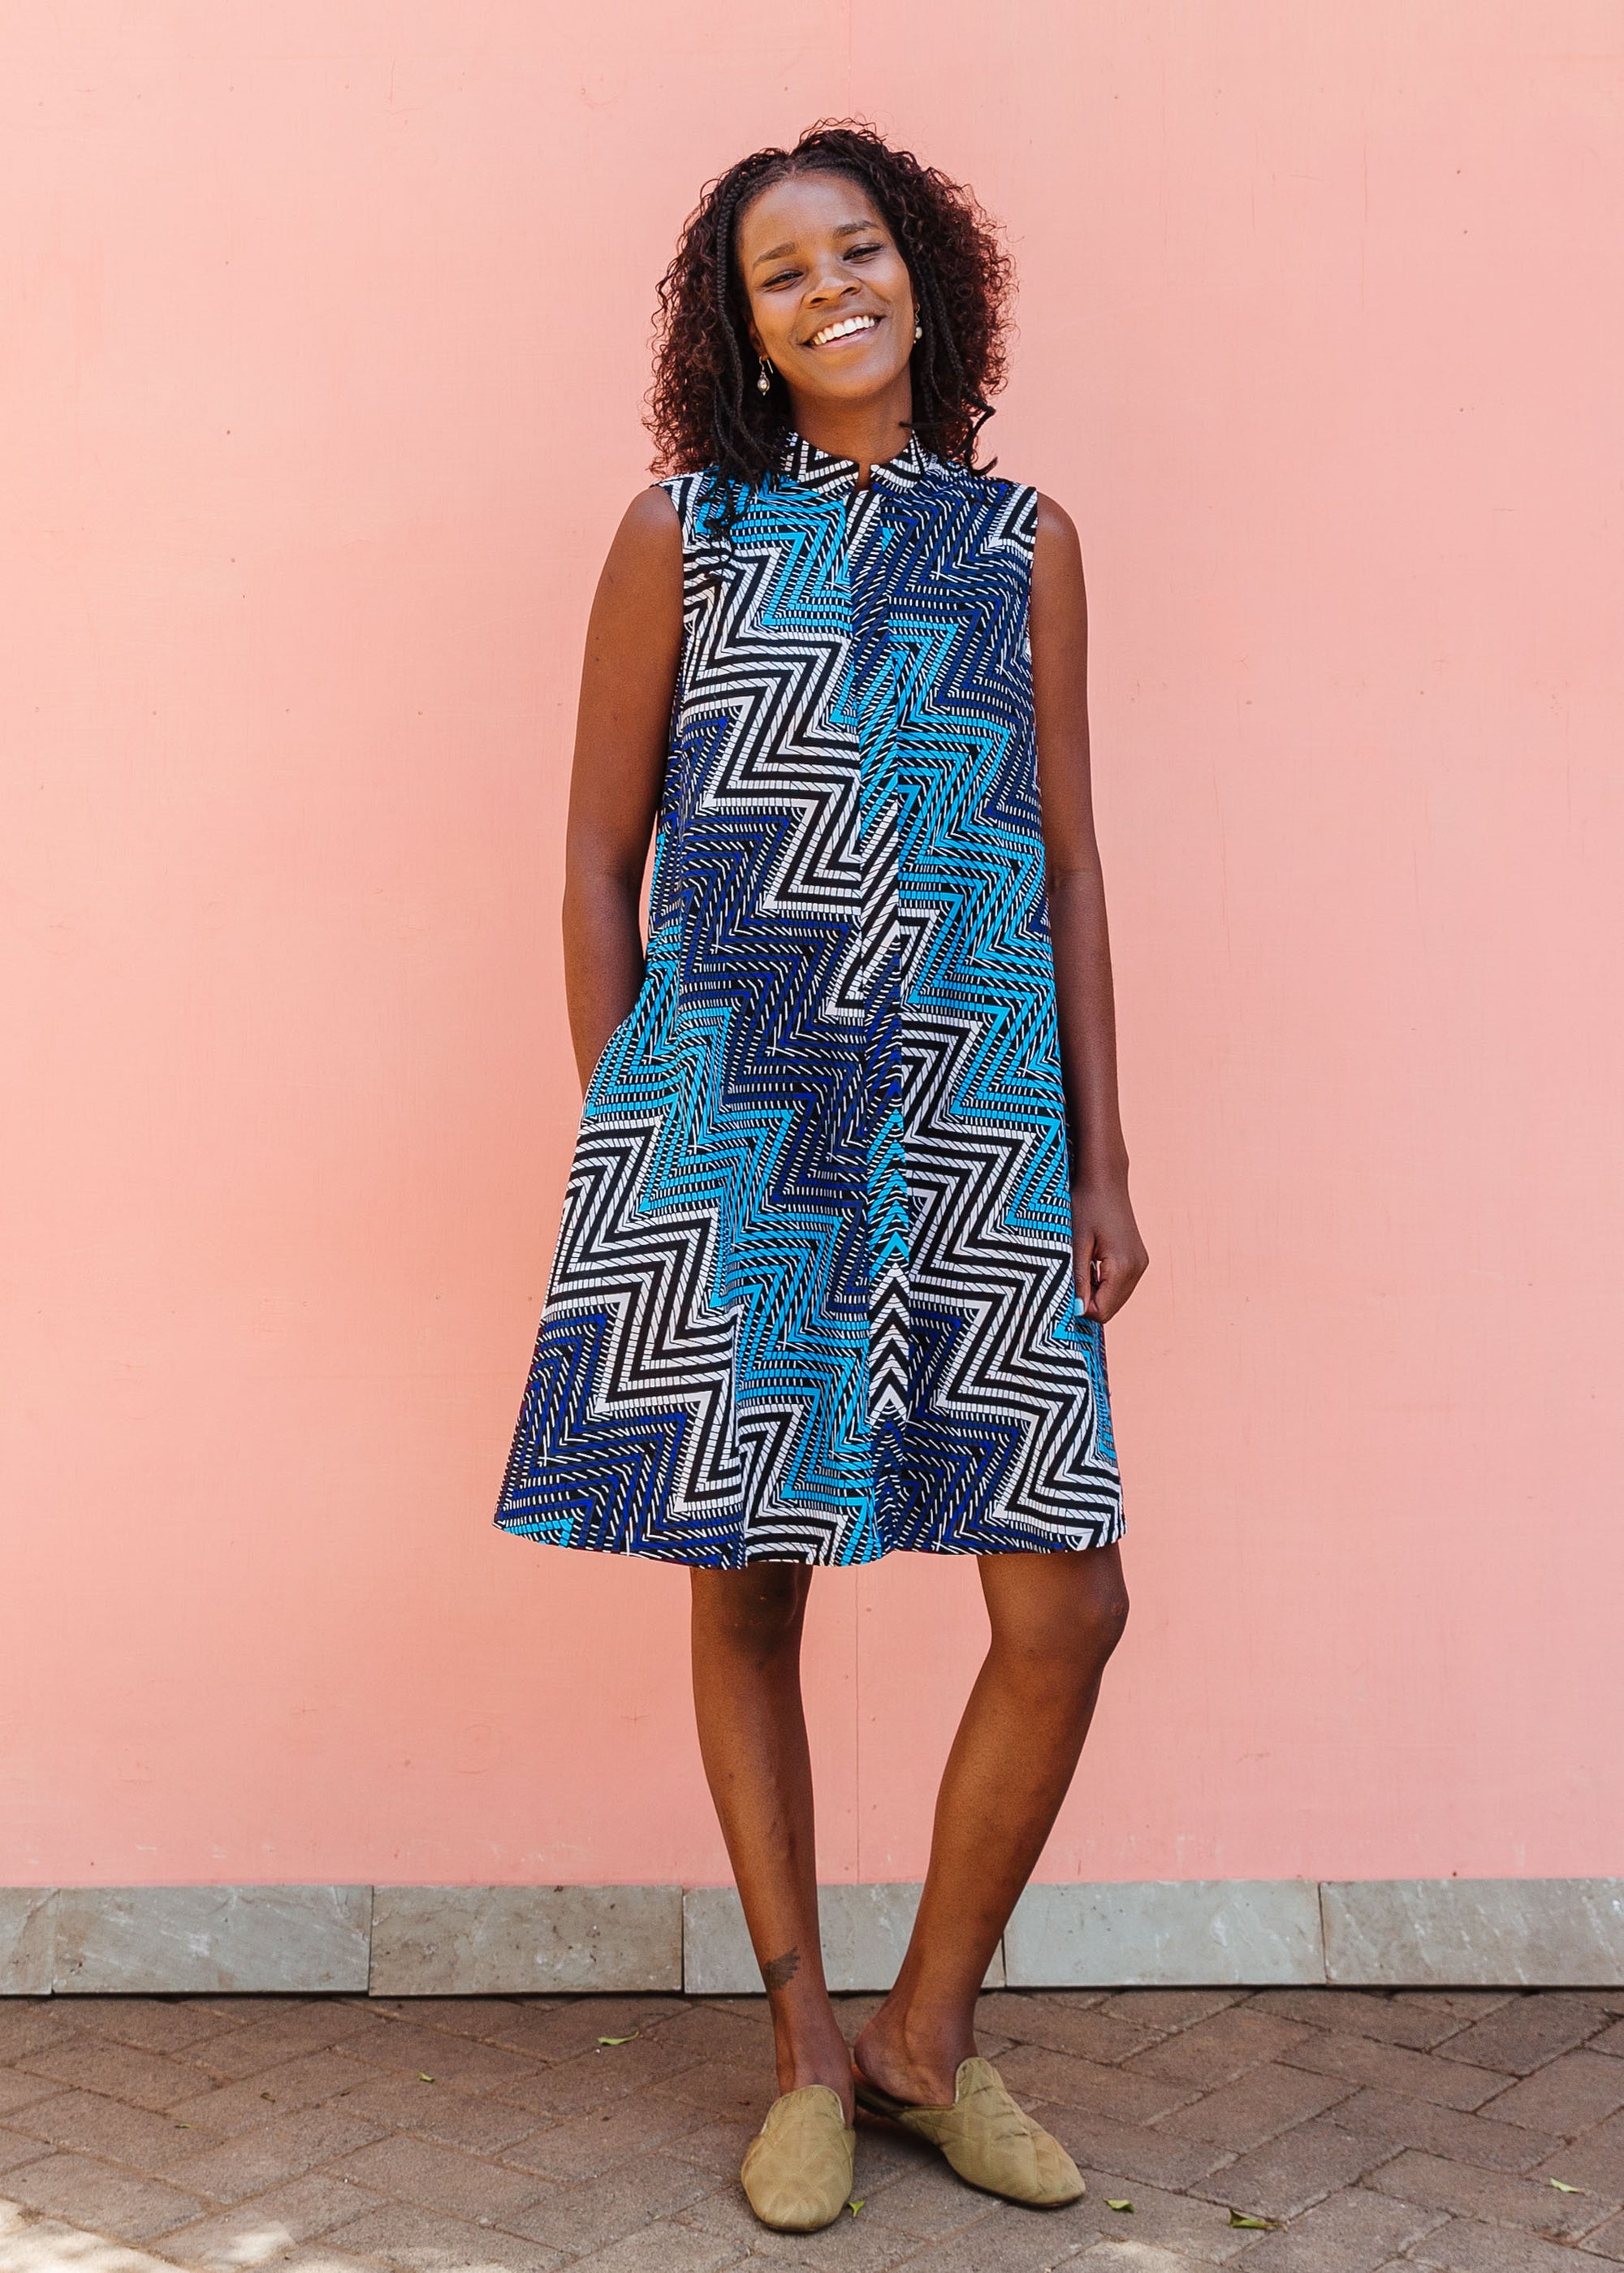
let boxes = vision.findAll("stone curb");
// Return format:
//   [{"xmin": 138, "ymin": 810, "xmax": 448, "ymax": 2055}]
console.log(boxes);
[{"xmin": 2, "ymin": 1880, "xmax": 1621, "ymax": 1997}]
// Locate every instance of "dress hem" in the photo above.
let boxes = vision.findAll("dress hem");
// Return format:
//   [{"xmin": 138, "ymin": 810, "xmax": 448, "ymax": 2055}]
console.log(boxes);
[{"xmin": 491, "ymin": 1510, "xmax": 1127, "ymax": 1569}]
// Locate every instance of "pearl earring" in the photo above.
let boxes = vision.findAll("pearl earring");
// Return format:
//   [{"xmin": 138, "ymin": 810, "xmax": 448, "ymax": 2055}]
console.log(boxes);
[
  {"xmin": 757, "ymin": 356, "xmax": 772, "ymax": 394},
  {"xmin": 914, "ymin": 318, "xmax": 922, "ymax": 340}
]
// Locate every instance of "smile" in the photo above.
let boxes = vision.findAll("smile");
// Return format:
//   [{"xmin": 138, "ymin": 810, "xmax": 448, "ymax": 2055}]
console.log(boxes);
[{"xmin": 808, "ymin": 313, "xmax": 882, "ymax": 348}]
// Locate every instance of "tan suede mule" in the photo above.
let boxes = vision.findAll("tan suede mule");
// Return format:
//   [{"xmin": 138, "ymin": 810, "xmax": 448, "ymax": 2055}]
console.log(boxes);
[
  {"xmin": 740, "ymin": 2082, "xmax": 857, "ymax": 2232},
  {"xmin": 855, "ymin": 2055, "xmax": 1086, "ymax": 2208}
]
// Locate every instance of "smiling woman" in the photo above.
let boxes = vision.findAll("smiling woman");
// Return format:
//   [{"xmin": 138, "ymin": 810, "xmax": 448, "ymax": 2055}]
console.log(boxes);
[
  {"xmin": 745, "ymin": 187, "xmax": 916, "ymax": 384},
  {"xmin": 493, "ymin": 119, "xmax": 1147, "ymax": 2234},
  {"xmin": 644, "ymin": 119, "xmax": 1014, "ymax": 498}
]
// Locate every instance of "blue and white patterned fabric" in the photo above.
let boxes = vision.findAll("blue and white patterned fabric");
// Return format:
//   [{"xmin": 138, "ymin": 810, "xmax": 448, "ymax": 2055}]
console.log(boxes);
[{"xmin": 495, "ymin": 426, "xmax": 1124, "ymax": 1565}]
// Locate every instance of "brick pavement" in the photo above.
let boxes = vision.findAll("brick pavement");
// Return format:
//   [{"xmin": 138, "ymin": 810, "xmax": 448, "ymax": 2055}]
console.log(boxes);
[{"xmin": 0, "ymin": 1986, "xmax": 1621, "ymax": 2271}]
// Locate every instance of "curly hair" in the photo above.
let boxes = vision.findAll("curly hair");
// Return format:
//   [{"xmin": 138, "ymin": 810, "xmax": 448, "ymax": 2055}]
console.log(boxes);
[{"xmin": 645, "ymin": 118, "xmax": 1015, "ymax": 502}]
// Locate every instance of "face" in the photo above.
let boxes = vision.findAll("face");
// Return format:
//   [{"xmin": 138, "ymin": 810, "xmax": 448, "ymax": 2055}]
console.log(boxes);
[{"xmin": 736, "ymin": 171, "xmax": 917, "ymax": 409}]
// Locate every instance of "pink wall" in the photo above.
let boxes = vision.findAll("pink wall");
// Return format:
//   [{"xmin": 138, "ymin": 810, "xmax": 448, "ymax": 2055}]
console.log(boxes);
[{"xmin": 4, "ymin": 2, "xmax": 1621, "ymax": 1891}]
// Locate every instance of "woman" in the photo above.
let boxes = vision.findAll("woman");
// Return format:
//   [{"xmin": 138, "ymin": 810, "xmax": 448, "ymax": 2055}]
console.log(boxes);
[{"xmin": 496, "ymin": 119, "xmax": 1147, "ymax": 2234}]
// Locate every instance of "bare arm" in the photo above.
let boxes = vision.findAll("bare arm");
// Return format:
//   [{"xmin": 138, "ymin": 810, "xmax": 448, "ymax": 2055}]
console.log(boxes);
[
  {"xmin": 561, "ymin": 486, "xmax": 685, "ymax": 1090},
  {"xmin": 1029, "ymin": 491, "xmax": 1149, "ymax": 1322}
]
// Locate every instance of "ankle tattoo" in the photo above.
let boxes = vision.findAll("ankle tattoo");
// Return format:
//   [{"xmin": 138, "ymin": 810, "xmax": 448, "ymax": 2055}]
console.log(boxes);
[{"xmin": 760, "ymin": 1946, "xmax": 801, "ymax": 1991}]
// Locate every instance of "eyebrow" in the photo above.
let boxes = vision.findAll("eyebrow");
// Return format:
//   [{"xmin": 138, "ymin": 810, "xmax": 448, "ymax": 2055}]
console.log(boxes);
[{"xmin": 750, "ymin": 219, "xmax": 881, "ymax": 267}]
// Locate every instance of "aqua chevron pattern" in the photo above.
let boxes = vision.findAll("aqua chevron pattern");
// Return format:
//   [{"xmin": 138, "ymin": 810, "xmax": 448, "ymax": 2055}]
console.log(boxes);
[{"xmin": 495, "ymin": 428, "xmax": 1124, "ymax": 1564}]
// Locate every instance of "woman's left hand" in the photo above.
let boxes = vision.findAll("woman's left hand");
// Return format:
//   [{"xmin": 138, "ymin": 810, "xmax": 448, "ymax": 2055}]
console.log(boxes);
[{"xmin": 1070, "ymin": 1178, "xmax": 1149, "ymax": 1323}]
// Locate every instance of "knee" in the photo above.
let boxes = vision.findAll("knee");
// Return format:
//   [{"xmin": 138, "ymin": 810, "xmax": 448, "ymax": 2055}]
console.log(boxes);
[
  {"xmin": 1092, "ymin": 1577, "xmax": 1130, "ymax": 1659},
  {"xmin": 1063, "ymin": 1571, "xmax": 1131, "ymax": 1679},
  {"xmin": 995, "ymin": 1567, "xmax": 1129, "ymax": 1687},
  {"xmin": 692, "ymin": 1565, "xmax": 809, "ymax": 1662}
]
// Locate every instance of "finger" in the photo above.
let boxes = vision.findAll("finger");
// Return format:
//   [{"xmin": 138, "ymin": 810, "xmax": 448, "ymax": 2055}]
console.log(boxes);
[
  {"xmin": 1073, "ymin": 1229, "xmax": 1099, "ymax": 1309},
  {"xmin": 1086, "ymin": 1251, "xmax": 1135, "ymax": 1323}
]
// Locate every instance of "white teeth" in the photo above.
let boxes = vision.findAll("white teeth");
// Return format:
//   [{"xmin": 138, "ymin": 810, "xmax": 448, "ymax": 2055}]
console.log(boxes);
[{"xmin": 812, "ymin": 314, "xmax": 879, "ymax": 346}]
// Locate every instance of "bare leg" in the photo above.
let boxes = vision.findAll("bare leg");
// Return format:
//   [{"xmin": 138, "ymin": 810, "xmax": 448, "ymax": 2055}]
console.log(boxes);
[
  {"xmin": 689, "ymin": 1566, "xmax": 853, "ymax": 2117},
  {"xmin": 853, "ymin": 1545, "xmax": 1129, "ymax": 2106}
]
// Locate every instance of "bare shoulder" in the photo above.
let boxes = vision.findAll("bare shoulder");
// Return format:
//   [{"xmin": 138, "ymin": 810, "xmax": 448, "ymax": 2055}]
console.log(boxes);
[
  {"xmin": 1029, "ymin": 490, "xmax": 1086, "ymax": 620},
  {"xmin": 1033, "ymin": 489, "xmax": 1080, "ymax": 542},
  {"xmin": 1031, "ymin": 490, "xmax": 1084, "ymax": 568},
  {"xmin": 611, "ymin": 481, "xmax": 681, "ymax": 558},
  {"xmin": 594, "ymin": 483, "xmax": 682, "ymax": 616}
]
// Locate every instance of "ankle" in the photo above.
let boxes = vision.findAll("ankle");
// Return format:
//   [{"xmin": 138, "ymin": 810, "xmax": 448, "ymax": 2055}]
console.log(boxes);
[
  {"xmin": 775, "ymin": 2037, "xmax": 853, "ymax": 2117},
  {"xmin": 867, "ymin": 1984, "xmax": 978, "ymax": 2061},
  {"xmin": 780, "ymin": 2049, "xmax": 853, "ymax": 2102},
  {"xmin": 854, "ymin": 1994, "xmax": 974, "ymax": 2104},
  {"xmin": 771, "ymin": 2006, "xmax": 853, "ymax": 2098}
]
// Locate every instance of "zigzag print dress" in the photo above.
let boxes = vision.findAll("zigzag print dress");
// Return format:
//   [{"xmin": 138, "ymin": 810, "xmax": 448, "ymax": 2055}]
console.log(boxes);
[{"xmin": 495, "ymin": 426, "xmax": 1125, "ymax": 1566}]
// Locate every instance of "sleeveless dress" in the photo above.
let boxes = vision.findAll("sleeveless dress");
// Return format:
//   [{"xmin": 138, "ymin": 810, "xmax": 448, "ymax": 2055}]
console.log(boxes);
[{"xmin": 495, "ymin": 426, "xmax": 1125, "ymax": 1566}]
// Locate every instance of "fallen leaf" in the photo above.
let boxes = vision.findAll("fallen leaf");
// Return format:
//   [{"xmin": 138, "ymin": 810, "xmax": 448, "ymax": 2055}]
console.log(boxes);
[
  {"xmin": 175, "ymin": 2123, "xmax": 193, "ymax": 2130},
  {"xmin": 848, "ymin": 2199, "xmax": 865, "ymax": 2216},
  {"xmin": 1107, "ymin": 2198, "xmax": 1134, "ymax": 2212},
  {"xmin": 1229, "ymin": 2211, "xmax": 1275, "ymax": 2228},
  {"xmin": 418, "ymin": 2072, "xmax": 435, "ymax": 2083},
  {"xmin": 597, "ymin": 2033, "xmax": 638, "ymax": 2046},
  {"xmin": 1549, "ymin": 2180, "xmax": 1582, "ymax": 2193}
]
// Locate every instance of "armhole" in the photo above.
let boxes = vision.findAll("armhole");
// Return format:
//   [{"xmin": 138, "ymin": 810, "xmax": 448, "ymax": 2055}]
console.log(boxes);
[
  {"xmin": 1003, "ymin": 480, "xmax": 1040, "ymax": 566},
  {"xmin": 657, "ymin": 470, "xmax": 713, "ymax": 555},
  {"xmin": 654, "ymin": 472, "xmax": 689, "ymax": 535},
  {"xmin": 648, "ymin": 478, "xmax": 698, "ymax": 882},
  {"xmin": 1004, "ymin": 483, "xmax": 1040, "ymax": 666}
]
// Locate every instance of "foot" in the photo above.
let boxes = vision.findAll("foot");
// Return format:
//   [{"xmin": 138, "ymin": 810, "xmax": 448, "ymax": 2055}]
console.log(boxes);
[
  {"xmin": 853, "ymin": 2002, "xmax": 970, "ymax": 2111},
  {"xmin": 741, "ymin": 2083, "xmax": 856, "ymax": 2232},
  {"xmin": 853, "ymin": 2056, "xmax": 1086, "ymax": 2210}
]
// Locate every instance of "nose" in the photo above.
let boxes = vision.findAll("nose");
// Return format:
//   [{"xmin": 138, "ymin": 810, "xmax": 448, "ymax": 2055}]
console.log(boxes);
[{"xmin": 806, "ymin": 258, "xmax": 857, "ymax": 303}]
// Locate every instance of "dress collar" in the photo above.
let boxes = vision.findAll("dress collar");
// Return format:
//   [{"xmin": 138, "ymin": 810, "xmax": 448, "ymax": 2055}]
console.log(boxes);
[{"xmin": 774, "ymin": 425, "xmax": 938, "ymax": 499}]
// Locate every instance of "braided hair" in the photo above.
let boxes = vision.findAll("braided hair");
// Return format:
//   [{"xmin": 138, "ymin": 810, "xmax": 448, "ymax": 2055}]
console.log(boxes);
[{"xmin": 645, "ymin": 119, "xmax": 1015, "ymax": 515}]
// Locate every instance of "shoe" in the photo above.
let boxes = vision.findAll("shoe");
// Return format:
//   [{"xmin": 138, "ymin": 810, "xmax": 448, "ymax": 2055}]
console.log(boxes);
[
  {"xmin": 740, "ymin": 2082, "xmax": 857, "ymax": 2232},
  {"xmin": 854, "ymin": 2055, "xmax": 1086, "ymax": 2208}
]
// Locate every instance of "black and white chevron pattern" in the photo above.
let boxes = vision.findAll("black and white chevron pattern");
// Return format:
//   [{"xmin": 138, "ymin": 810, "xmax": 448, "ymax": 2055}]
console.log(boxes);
[{"xmin": 495, "ymin": 428, "xmax": 1124, "ymax": 1565}]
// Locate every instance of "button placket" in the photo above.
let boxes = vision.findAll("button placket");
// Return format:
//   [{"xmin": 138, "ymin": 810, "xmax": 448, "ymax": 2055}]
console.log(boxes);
[{"xmin": 841, "ymin": 489, "xmax": 911, "ymax": 1470}]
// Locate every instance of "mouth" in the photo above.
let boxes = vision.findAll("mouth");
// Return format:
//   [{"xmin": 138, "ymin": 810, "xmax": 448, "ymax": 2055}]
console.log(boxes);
[{"xmin": 806, "ymin": 312, "xmax": 883, "ymax": 350}]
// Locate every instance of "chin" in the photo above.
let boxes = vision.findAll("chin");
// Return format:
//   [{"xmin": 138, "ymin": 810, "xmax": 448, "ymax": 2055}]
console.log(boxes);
[{"xmin": 808, "ymin": 363, "xmax": 906, "ymax": 400}]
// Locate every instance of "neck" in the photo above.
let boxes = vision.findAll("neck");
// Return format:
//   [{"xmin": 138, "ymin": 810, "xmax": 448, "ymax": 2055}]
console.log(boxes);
[{"xmin": 781, "ymin": 373, "xmax": 914, "ymax": 489}]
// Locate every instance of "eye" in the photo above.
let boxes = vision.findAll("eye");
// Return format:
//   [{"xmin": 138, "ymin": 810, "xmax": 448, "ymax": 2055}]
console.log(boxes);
[
  {"xmin": 847, "ymin": 242, "xmax": 883, "ymax": 259},
  {"xmin": 764, "ymin": 268, "xmax": 800, "ymax": 288}
]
